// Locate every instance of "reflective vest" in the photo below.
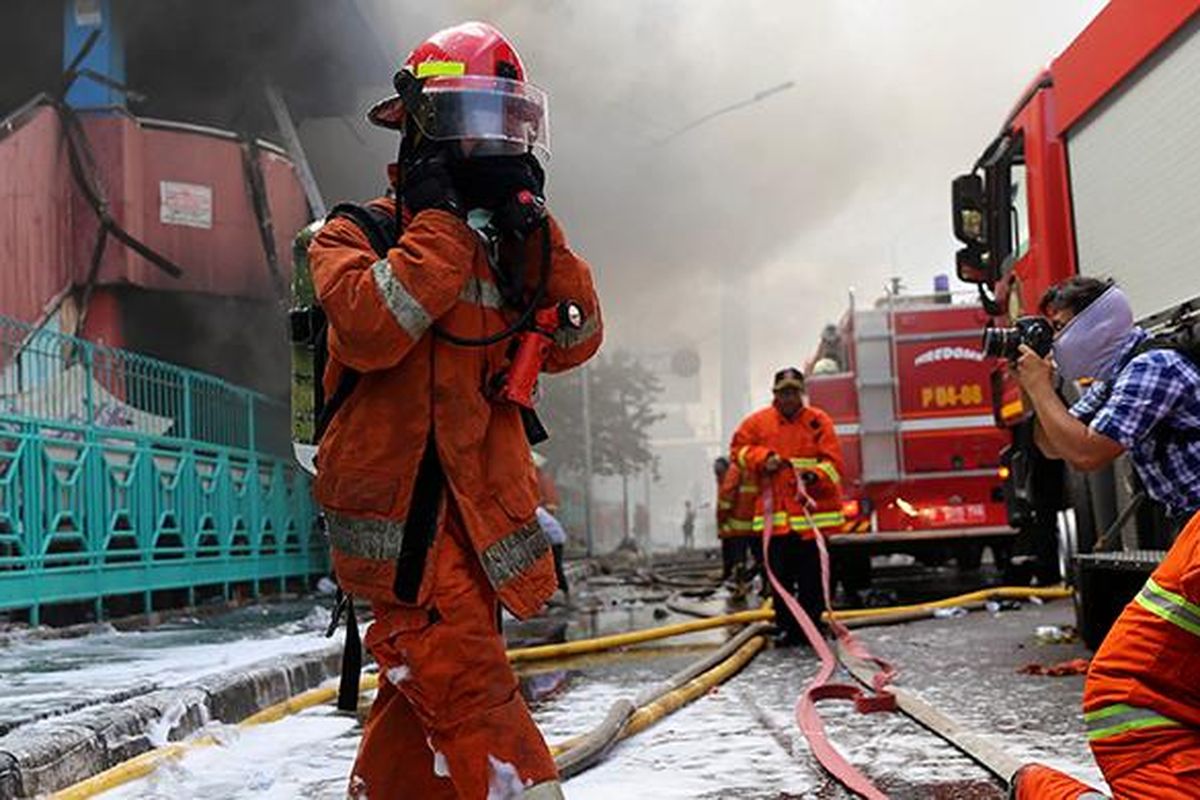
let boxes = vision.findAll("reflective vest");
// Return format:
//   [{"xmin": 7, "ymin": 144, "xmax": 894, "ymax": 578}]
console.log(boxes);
[
  {"xmin": 730, "ymin": 405, "xmax": 846, "ymax": 539},
  {"xmin": 1084, "ymin": 510, "xmax": 1200, "ymax": 739}
]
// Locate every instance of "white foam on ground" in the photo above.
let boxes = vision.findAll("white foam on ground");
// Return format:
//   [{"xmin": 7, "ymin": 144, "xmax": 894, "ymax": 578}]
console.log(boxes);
[
  {"xmin": 0, "ymin": 607, "xmax": 343, "ymax": 723},
  {"xmin": 99, "ymin": 705, "xmax": 359, "ymax": 800},
  {"xmin": 86, "ymin": 599, "xmax": 1107, "ymax": 799}
]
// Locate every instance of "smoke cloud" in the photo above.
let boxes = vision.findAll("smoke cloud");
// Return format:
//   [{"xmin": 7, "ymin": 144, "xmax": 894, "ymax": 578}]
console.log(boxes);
[{"xmin": 318, "ymin": 1, "xmax": 1104, "ymax": 409}]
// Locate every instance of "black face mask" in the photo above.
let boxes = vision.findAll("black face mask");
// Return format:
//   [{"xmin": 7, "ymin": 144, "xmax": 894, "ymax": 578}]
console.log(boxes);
[{"xmin": 448, "ymin": 153, "xmax": 545, "ymax": 211}]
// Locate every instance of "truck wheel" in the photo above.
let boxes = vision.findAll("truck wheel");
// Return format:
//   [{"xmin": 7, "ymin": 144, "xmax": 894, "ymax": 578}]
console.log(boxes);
[
  {"xmin": 955, "ymin": 542, "xmax": 983, "ymax": 571},
  {"xmin": 916, "ymin": 547, "xmax": 950, "ymax": 568},
  {"xmin": 834, "ymin": 550, "xmax": 873, "ymax": 605}
]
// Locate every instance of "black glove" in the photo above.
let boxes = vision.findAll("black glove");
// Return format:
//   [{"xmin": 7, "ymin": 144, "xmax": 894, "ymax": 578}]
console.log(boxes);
[
  {"xmin": 401, "ymin": 152, "xmax": 463, "ymax": 217},
  {"xmin": 449, "ymin": 154, "xmax": 545, "ymax": 215}
]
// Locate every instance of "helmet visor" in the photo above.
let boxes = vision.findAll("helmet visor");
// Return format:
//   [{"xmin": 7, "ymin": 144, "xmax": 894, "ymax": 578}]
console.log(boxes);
[{"xmin": 411, "ymin": 76, "xmax": 550, "ymax": 158}]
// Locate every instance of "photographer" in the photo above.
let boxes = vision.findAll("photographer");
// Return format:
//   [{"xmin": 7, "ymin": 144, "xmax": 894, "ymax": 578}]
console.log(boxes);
[
  {"xmin": 1015, "ymin": 277, "xmax": 1200, "ymax": 532},
  {"xmin": 1009, "ymin": 278, "xmax": 1200, "ymax": 798},
  {"xmin": 310, "ymin": 22, "xmax": 601, "ymax": 800}
]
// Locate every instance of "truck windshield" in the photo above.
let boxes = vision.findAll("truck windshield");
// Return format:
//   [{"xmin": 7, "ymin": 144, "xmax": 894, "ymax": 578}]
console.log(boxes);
[
  {"xmin": 991, "ymin": 133, "xmax": 1028, "ymax": 277},
  {"xmin": 1011, "ymin": 160, "xmax": 1030, "ymax": 263}
]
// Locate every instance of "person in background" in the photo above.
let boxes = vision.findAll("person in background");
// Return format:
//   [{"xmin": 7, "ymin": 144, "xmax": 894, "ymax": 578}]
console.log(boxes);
[
  {"xmin": 533, "ymin": 452, "xmax": 560, "ymax": 515},
  {"xmin": 715, "ymin": 457, "xmax": 737, "ymax": 578},
  {"xmin": 536, "ymin": 505, "xmax": 570, "ymax": 599},
  {"xmin": 732, "ymin": 367, "xmax": 845, "ymax": 646},
  {"xmin": 682, "ymin": 500, "xmax": 696, "ymax": 549},
  {"xmin": 716, "ymin": 455, "xmax": 761, "ymax": 585}
]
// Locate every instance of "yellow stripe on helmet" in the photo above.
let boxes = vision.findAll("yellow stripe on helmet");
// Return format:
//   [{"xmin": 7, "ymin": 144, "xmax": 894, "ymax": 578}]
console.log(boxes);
[{"xmin": 415, "ymin": 60, "xmax": 467, "ymax": 78}]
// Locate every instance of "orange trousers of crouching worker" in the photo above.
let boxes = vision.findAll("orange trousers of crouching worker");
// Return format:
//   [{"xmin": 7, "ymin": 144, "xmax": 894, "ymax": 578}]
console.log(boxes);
[
  {"xmin": 1011, "ymin": 763, "xmax": 1106, "ymax": 799},
  {"xmin": 348, "ymin": 503, "xmax": 558, "ymax": 799},
  {"xmin": 1012, "ymin": 726, "xmax": 1200, "ymax": 799},
  {"xmin": 1090, "ymin": 726, "xmax": 1200, "ymax": 800}
]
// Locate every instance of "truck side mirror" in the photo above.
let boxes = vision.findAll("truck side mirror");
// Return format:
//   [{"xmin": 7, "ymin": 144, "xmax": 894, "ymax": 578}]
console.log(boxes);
[
  {"xmin": 956, "ymin": 245, "xmax": 992, "ymax": 285},
  {"xmin": 952, "ymin": 173, "xmax": 987, "ymax": 247}
]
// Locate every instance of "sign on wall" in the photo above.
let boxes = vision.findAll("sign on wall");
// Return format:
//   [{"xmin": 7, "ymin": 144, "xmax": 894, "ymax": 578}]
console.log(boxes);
[{"xmin": 159, "ymin": 181, "xmax": 213, "ymax": 229}]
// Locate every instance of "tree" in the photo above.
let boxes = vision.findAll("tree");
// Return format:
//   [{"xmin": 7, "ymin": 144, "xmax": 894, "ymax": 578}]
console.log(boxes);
[{"xmin": 536, "ymin": 350, "xmax": 664, "ymax": 480}]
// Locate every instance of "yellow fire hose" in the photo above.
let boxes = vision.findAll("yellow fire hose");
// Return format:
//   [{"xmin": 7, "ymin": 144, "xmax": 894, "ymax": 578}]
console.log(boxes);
[
  {"xmin": 507, "ymin": 608, "xmax": 771, "ymax": 663},
  {"xmin": 551, "ymin": 622, "xmax": 771, "ymax": 775},
  {"xmin": 508, "ymin": 585, "xmax": 1071, "ymax": 664},
  {"xmin": 52, "ymin": 585, "xmax": 1071, "ymax": 798}
]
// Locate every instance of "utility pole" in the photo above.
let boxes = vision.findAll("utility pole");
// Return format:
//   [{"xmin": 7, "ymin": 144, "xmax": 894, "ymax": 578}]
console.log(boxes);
[
  {"xmin": 581, "ymin": 363, "xmax": 595, "ymax": 557},
  {"xmin": 621, "ymin": 471, "xmax": 630, "ymax": 543},
  {"xmin": 642, "ymin": 469, "xmax": 652, "ymax": 552}
]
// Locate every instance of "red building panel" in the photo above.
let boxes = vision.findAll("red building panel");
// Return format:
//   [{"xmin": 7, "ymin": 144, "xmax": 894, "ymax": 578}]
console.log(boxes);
[
  {"xmin": 75, "ymin": 114, "xmax": 308, "ymax": 300},
  {"xmin": 0, "ymin": 105, "xmax": 75, "ymax": 329}
]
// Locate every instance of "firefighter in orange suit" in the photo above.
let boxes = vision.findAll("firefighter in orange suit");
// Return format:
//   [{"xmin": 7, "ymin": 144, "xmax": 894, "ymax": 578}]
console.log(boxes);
[
  {"xmin": 715, "ymin": 457, "xmax": 736, "ymax": 577},
  {"xmin": 309, "ymin": 22, "xmax": 601, "ymax": 800},
  {"xmin": 716, "ymin": 456, "xmax": 761, "ymax": 583},
  {"xmin": 732, "ymin": 367, "xmax": 845, "ymax": 646},
  {"xmin": 1012, "ymin": 509, "xmax": 1200, "ymax": 799}
]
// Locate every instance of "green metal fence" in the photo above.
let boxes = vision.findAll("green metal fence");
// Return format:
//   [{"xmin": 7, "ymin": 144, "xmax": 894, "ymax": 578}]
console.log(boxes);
[{"xmin": 0, "ymin": 314, "xmax": 325, "ymax": 623}]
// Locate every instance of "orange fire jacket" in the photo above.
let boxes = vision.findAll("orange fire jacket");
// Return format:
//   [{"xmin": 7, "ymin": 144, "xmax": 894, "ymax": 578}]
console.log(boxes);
[
  {"xmin": 717, "ymin": 461, "xmax": 759, "ymax": 539},
  {"xmin": 731, "ymin": 404, "xmax": 846, "ymax": 539},
  {"xmin": 1084, "ymin": 510, "xmax": 1200, "ymax": 748},
  {"xmin": 309, "ymin": 201, "xmax": 602, "ymax": 619}
]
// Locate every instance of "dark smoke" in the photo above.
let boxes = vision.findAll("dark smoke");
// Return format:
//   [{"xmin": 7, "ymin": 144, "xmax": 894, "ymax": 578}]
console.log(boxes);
[{"xmin": 325, "ymin": 0, "xmax": 1105, "ymax": 391}]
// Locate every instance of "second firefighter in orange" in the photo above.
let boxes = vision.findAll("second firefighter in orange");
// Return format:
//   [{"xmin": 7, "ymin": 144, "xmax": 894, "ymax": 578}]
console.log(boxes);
[{"xmin": 731, "ymin": 367, "xmax": 845, "ymax": 646}]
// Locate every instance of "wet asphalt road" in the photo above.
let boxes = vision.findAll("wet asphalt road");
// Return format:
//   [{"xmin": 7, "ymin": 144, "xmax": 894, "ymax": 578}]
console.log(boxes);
[
  {"xmin": 529, "ymin": 579, "xmax": 1102, "ymax": 800},
  {"xmin": 24, "ymin": 557, "xmax": 1108, "ymax": 799}
]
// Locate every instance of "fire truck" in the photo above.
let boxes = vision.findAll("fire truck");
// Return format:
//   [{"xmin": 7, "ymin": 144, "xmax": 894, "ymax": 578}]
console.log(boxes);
[
  {"xmin": 804, "ymin": 278, "xmax": 1016, "ymax": 581},
  {"xmin": 951, "ymin": 0, "xmax": 1200, "ymax": 646}
]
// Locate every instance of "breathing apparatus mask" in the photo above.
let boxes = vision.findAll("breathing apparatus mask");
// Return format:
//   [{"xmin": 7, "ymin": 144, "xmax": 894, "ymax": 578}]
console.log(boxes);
[
  {"xmin": 1051, "ymin": 286, "xmax": 1134, "ymax": 383},
  {"xmin": 394, "ymin": 69, "xmax": 548, "ymax": 234}
]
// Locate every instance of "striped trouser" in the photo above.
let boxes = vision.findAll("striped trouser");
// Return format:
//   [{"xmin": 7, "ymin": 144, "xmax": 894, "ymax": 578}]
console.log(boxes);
[{"xmin": 1084, "ymin": 704, "xmax": 1200, "ymax": 800}]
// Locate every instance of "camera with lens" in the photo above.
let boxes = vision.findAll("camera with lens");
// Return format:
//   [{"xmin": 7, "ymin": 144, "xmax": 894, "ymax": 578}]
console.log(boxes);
[{"xmin": 981, "ymin": 316, "xmax": 1055, "ymax": 361}]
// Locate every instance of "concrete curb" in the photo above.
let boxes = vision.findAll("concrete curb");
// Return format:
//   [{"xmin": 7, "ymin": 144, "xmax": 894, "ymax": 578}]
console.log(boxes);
[{"xmin": 0, "ymin": 644, "xmax": 342, "ymax": 798}]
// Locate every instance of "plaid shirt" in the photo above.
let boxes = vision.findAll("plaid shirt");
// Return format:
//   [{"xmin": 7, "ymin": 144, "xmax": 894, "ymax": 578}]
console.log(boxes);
[{"xmin": 1070, "ymin": 328, "xmax": 1200, "ymax": 516}]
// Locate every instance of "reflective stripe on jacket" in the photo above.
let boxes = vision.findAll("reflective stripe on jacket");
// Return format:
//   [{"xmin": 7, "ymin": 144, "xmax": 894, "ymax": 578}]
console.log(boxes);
[
  {"xmin": 730, "ymin": 404, "xmax": 846, "ymax": 539},
  {"xmin": 1084, "ymin": 703, "xmax": 1183, "ymax": 742},
  {"xmin": 310, "ymin": 201, "xmax": 602, "ymax": 619},
  {"xmin": 717, "ymin": 461, "xmax": 759, "ymax": 539}
]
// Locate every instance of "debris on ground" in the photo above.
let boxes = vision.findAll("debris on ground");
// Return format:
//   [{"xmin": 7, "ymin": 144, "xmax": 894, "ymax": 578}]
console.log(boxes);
[
  {"xmin": 1018, "ymin": 658, "xmax": 1091, "ymax": 677},
  {"xmin": 1034, "ymin": 625, "xmax": 1079, "ymax": 645}
]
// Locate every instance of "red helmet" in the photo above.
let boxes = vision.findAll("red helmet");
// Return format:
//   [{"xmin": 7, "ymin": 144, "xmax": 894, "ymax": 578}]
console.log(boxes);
[{"xmin": 368, "ymin": 21, "xmax": 550, "ymax": 158}]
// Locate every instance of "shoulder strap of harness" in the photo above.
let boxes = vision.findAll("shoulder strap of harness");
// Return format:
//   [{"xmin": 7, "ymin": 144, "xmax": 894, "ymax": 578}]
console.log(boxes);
[
  {"xmin": 1132, "ymin": 335, "xmax": 1200, "ymax": 372},
  {"xmin": 326, "ymin": 201, "xmax": 397, "ymax": 260},
  {"xmin": 313, "ymin": 201, "xmax": 397, "ymax": 443}
]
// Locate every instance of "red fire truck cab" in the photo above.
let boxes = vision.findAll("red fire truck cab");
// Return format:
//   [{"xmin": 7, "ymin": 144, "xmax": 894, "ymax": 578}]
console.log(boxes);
[
  {"xmin": 805, "ymin": 280, "xmax": 1016, "ymax": 576},
  {"xmin": 951, "ymin": 0, "xmax": 1200, "ymax": 646}
]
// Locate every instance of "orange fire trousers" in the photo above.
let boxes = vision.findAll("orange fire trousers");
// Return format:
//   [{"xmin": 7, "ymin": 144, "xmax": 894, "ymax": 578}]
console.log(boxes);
[
  {"xmin": 349, "ymin": 502, "xmax": 558, "ymax": 799},
  {"xmin": 1013, "ymin": 727, "xmax": 1200, "ymax": 799}
]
